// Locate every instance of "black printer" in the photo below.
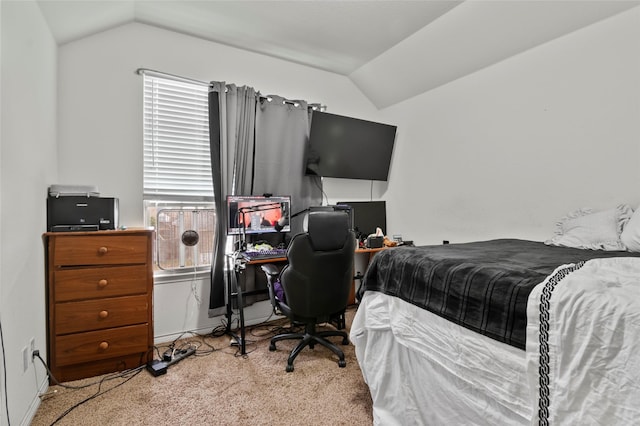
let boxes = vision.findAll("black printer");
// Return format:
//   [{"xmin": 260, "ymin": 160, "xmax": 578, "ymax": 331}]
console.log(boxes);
[{"xmin": 46, "ymin": 185, "xmax": 118, "ymax": 232}]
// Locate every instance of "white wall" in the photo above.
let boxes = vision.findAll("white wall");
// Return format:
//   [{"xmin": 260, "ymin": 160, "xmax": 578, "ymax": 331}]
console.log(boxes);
[
  {"xmin": 57, "ymin": 22, "xmax": 381, "ymax": 227},
  {"xmin": 2, "ymin": 3, "xmax": 639, "ymax": 423},
  {"xmin": 56, "ymin": 8, "xmax": 640, "ymax": 339},
  {"xmin": 0, "ymin": 1, "xmax": 57, "ymax": 424},
  {"xmin": 56, "ymin": 22, "xmax": 379, "ymax": 339},
  {"xmin": 380, "ymin": 7, "xmax": 640, "ymax": 246}
]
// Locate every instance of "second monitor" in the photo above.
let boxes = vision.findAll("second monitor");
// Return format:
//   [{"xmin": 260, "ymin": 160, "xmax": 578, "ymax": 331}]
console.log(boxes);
[{"xmin": 337, "ymin": 200, "xmax": 387, "ymax": 241}]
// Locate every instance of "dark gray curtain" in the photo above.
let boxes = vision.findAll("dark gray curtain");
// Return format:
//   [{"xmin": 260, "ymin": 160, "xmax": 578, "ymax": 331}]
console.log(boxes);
[
  {"xmin": 208, "ymin": 82, "xmax": 257, "ymax": 316},
  {"xmin": 253, "ymin": 96, "xmax": 322, "ymax": 235},
  {"xmin": 208, "ymin": 86, "xmax": 322, "ymax": 316},
  {"xmin": 223, "ymin": 84, "xmax": 257, "ymax": 196}
]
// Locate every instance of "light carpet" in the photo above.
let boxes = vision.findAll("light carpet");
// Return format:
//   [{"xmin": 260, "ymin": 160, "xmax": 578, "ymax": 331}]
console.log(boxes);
[{"xmin": 31, "ymin": 307, "xmax": 373, "ymax": 425}]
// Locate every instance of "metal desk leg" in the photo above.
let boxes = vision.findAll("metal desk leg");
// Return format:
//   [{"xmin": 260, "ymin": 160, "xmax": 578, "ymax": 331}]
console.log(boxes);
[
  {"xmin": 225, "ymin": 255, "xmax": 248, "ymax": 355},
  {"xmin": 225, "ymin": 258, "xmax": 234, "ymax": 334},
  {"xmin": 236, "ymin": 267, "xmax": 247, "ymax": 355}
]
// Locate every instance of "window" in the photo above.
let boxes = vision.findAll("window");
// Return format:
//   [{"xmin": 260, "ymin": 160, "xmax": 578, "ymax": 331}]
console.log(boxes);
[{"xmin": 142, "ymin": 72, "xmax": 216, "ymax": 274}]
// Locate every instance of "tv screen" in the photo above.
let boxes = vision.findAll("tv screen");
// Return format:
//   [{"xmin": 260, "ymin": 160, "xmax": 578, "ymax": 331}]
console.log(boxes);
[
  {"xmin": 305, "ymin": 111, "xmax": 397, "ymax": 181},
  {"xmin": 226, "ymin": 195, "xmax": 291, "ymax": 235},
  {"xmin": 337, "ymin": 201, "xmax": 386, "ymax": 240}
]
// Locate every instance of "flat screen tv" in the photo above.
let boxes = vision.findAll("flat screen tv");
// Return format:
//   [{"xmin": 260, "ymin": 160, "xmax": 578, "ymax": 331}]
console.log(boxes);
[
  {"xmin": 226, "ymin": 195, "xmax": 291, "ymax": 235},
  {"xmin": 305, "ymin": 111, "xmax": 397, "ymax": 181}
]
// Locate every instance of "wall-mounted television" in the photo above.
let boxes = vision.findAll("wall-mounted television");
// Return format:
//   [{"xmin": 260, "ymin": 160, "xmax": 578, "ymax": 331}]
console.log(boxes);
[
  {"xmin": 226, "ymin": 195, "xmax": 291, "ymax": 235},
  {"xmin": 305, "ymin": 111, "xmax": 397, "ymax": 181}
]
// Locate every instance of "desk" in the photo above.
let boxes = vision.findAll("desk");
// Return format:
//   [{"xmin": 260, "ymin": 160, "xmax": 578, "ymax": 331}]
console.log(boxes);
[
  {"xmin": 351, "ymin": 247, "xmax": 387, "ymax": 303},
  {"xmin": 226, "ymin": 247, "xmax": 388, "ymax": 355}
]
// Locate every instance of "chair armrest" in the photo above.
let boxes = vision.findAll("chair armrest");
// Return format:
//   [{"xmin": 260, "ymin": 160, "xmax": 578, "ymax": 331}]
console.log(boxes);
[
  {"xmin": 260, "ymin": 263, "xmax": 281, "ymax": 314},
  {"xmin": 260, "ymin": 263, "xmax": 280, "ymax": 281}
]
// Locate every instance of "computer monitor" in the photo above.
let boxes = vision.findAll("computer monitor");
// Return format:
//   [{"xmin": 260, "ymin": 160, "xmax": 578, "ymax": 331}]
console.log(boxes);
[
  {"xmin": 226, "ymin": 195, "xmax": 291, "ymax": 235},
  {"xmin": 337, "ymin": 200, "xmax": 386, "ymax": 240}
]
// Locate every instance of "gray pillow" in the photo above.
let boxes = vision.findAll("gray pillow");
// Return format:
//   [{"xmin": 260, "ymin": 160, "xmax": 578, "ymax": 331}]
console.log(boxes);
[{"xmin": 545, "ymin": 204, "xmax": 632, "ymax": 251}]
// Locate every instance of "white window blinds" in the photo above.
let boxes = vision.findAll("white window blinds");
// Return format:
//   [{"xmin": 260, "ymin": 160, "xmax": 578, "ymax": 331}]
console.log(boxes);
[{"xmin": 143, "ymin": 73, "xmax": 213, "ymax": 202}]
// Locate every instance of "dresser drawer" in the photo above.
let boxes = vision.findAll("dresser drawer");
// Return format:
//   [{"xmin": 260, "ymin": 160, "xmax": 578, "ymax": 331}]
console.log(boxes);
[
  {"xmin": 53, "ymin": 234, "xmax": 149, "ymax": 266},
  {"xmin": 55, "ymin": 324, "xmax": 149, "ymax": 367},
  {"xmin": 54, "ymin": 265, "xmax": 148, "ymax": 302},
  {"xmin": 56, "ymin": 295, "xmax": 149, "ymax": 335}
]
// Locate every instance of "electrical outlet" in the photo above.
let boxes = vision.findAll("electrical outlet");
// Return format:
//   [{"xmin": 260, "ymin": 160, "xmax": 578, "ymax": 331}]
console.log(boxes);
[
  {"xmin": 22, "ymin": 346, "xmax": 29, "ymax": 372},
  {"xmin": 29, "ymin": 337, "xmax": 35, "ymax": 358}
]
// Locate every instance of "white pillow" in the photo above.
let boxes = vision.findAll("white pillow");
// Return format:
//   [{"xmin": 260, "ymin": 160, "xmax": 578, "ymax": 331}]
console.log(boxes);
[
  {"xmin": 621, "ymin": 206, "xmax": 640, "ymax": 252},
  {"xmin": 545, "ymin": 204, "xmax": 633, "ymax": 251}
]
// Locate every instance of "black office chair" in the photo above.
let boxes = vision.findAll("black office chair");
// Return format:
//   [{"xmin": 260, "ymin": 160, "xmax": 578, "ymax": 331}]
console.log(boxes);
[{"xmin": 261, "ymin": 210, "xmax": 356, "ymax": 372}]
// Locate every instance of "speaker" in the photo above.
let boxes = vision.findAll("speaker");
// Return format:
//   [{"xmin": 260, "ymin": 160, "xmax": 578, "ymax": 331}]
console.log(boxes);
[{"xmin": 366, "ymin": 235, "xmax": 384, "ymax": 249}]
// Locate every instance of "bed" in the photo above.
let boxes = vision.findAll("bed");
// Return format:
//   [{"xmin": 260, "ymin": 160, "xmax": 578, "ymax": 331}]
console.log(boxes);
[{"xmin": 350, "ymin": 238, "xmax": 640, "ymax": 425}]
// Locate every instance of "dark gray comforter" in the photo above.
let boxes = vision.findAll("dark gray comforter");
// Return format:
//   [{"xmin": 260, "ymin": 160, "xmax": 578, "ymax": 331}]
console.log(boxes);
[{"xmin": 359, "ymin": 239, "xmax": 638, "ymax": 349}]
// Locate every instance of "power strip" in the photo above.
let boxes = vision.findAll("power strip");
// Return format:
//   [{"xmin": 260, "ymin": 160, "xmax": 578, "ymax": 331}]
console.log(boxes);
[
  {"xmin": 167, "ymin": 347, "xmax": 196, "ymax": 366},
  {"xmin": 147, "ymin": 347, "xmax": 196, "ymax": 377}
]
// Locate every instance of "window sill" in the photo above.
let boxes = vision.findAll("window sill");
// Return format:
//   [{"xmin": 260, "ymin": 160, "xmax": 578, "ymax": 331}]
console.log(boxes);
[{"xmin": 153, "ymin": 268, "xmax": 210, "ymax": 285}]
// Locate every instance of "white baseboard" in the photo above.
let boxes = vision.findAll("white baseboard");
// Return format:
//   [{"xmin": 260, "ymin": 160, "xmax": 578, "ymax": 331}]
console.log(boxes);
[
  {"xmin": 153, "ymin": 300, "xmax": 282, "ymax": 345},
  {"xmin": 19, "ymin": 374, "xmax": 48, "ymax": 426}
]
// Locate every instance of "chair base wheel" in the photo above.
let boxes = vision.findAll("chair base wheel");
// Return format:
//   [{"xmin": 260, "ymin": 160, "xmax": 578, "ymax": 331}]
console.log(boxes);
[
  {"xmin": 269, "ymin": 342, "xmax": 276, "ymax": 351},
  {"xmin": 286, "ymin": 364, "xmax": 294, "ymax": 373},
  {"xmin": 338, "ymin": 360, "xmax": 346, "ymax": 368}
]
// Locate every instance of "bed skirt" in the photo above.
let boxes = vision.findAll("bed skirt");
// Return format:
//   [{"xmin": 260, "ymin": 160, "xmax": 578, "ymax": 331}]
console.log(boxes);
[{"xmin": 350, "ymin": 291, "xmax": 531, "ymax": 426}]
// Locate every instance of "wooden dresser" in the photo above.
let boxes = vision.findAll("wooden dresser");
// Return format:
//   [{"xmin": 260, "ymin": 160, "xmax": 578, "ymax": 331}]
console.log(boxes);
[{"xmin": 44, "ymin": 229, "xmax": 154, "ymax": 382}]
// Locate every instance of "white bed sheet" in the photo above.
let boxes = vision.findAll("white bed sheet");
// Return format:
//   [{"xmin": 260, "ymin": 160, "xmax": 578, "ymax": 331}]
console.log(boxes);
[
  {"xmin": 350, "ymin": 291, "xmax": 532, "ymax": 426},
  {"xmin": 352, "ymin": 257, "xmax": 640, "ymax": 426},
  {"xmin": 526, "ymin": 258, "xmax": 640, "ymax": 425}
]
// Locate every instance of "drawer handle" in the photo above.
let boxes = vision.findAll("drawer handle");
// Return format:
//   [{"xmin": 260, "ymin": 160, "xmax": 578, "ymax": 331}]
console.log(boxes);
[
  {"xmin": 98, "ymin": 246, "xmax": 108, "ymax": 255},
  {"xmin": 98, "ymin": 279, "xmax": 108, "ymax": 288},
  {"xmin": 98, "ymin": 310, "xmax": 109, "ymax": 319},
  {"xmin": 98, "ymin": 341, "xmax": 109, "ymax": 351}
]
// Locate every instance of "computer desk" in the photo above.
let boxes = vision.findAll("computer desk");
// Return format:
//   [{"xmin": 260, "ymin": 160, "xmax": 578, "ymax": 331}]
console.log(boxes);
[{"xmin": 225, "ymin": 247, "xmax": 388, "ymax": 355}]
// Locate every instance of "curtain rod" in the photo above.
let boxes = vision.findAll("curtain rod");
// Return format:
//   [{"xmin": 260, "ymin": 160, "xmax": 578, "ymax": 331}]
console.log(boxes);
[{"xmin": 136, "ymin": 68, "xmax": 325, "ymax": 110}]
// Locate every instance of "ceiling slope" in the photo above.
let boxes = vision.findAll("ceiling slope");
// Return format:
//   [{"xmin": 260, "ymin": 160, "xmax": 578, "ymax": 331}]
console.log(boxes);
[
  {"xmin": 36, "ymin": 0, "xmax": 460, "ymax": 74},
  {"xmin": 36, "ymin": 1, "xmax": 640, "ymax": 108},
  {"xmin": 350, "ymin": 0, "xmax": 640, "ymax": 109},
  {"xmin": 133, "ymin": 0, "xmax": 462, "ymax": 75}
]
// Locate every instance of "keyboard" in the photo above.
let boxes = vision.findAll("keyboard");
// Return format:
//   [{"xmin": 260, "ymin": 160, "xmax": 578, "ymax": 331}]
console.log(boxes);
[{"xmin": 241, "ymin": 248, "xmax": 287, "ymax": 261}]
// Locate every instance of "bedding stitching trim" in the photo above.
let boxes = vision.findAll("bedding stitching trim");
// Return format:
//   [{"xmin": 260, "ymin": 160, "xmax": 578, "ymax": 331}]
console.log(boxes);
[{"xmin": 537, "ymin": 261, "xmax": 585, "ymax": 426}]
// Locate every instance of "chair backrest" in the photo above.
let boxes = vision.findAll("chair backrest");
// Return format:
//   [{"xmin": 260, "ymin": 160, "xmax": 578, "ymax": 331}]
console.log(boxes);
[{"xmin": 279, "ymin": 210, "xmax": 356, "ymax": 320}]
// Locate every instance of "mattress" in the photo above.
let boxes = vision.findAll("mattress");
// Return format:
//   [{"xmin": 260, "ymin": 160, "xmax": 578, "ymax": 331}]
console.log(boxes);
[{"xmin": 359, "ymin": 239, "xmax": 639, "ymax": 349}]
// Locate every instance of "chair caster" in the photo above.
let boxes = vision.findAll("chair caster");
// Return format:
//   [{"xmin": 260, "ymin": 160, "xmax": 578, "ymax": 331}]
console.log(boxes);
[
  {"xmin": 338, "ymin": 360, "xmax": 346, "ymax": 368},
  {"xmin": 341, "ymin": 337, "xmax": 349, "ymax": 345},
  {"xmin": 286, "ymin": 364, "xmax": 294, "ymax": 373},
  {"xmin": 269, "ymin": 342, "xmax": 276, "ymax": 351}
]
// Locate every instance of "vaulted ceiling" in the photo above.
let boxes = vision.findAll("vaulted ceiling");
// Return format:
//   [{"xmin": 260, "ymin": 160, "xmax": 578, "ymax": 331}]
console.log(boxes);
[{"xmin": 36, "ymin": 0, "xmax": 639, "ymax": 108}]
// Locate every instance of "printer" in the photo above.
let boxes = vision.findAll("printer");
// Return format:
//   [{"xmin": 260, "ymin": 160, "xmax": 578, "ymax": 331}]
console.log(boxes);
[{"xmin": 47, "ymin": 185, "xmax": 118, "ymax": 232}]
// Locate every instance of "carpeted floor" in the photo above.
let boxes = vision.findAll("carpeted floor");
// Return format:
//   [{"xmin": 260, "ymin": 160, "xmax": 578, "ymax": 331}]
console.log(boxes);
[{"xmin": 31, "ymin": 307, "xmax": 373, "ymax": 425}]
